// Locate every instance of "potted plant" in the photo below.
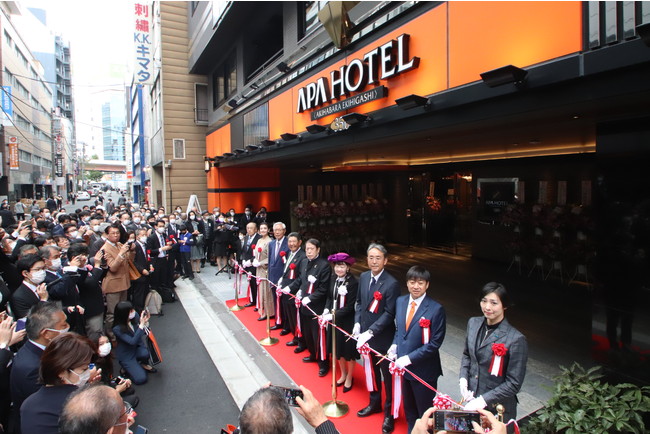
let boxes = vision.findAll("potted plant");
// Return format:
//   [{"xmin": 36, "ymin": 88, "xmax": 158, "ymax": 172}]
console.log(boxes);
[{"xmin": 525, "ymin": 363, "xmax": 650, "ymax": 433}]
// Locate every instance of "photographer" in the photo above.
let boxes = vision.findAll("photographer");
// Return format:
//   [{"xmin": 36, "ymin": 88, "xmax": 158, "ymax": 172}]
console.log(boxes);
[
  {"xmin": 93, "ymin": 335, "xmax": 139, "ymax": 408},
  {"xmin": 410, "ymin": 408, "xmax": 507, "ymax": 434}
]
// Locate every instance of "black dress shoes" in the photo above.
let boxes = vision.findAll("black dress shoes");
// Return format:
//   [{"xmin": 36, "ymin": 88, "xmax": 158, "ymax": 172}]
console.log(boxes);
[
  {"xmin": 269, "ymin": 325, "xmax": 281, "ymax": 330},
  {"xmin": 285, "ymin": 339, "xmax": 298, "ymax": 346},
  {"xmin": 382, "ymin": 416, "xmax": 395, "ymax": 433},
  {"xmin": 256, "ymin": 316, "xmax": 267, "ymax": 321},
  {"xmin": 357, "ymin": 405, "xmax": 382, "ymax": 418},
  {"xmin": 243, "ymin": 302, "xmax": 254, "ymax": 307},
  {"xmin": 318, "ymin": 364, "xmax": 329, "ymax": 377},
  {"xmin": 279, "ymin": 330, "xmax": 290, "ymax": 336},
  {"xmin": 302, "ymin": 356, "xmax": 317, "ymax": 363},
  {"xmin": 293, "ymin": 346, "xmax": 306, "ymax": 354},
  {"xmin": 343, "ymin": 379, "xmax": 354, "ymax": 393}
]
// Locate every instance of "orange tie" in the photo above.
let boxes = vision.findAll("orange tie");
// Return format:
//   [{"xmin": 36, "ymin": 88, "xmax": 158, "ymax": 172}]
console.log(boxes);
[{"xmin": 405, "ymin": 301, "xmax": 417, "ymax": 330}]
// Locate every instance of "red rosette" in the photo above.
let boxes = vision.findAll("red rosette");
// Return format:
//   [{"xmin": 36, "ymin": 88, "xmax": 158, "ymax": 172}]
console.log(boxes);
[
  {"xmin": 257, "ymin": 247, "xmax": 262, "ymax": 252},
  {"xmin": 251, "ymin": 243, "xmax": 256, "ymax": 250},
  {"xmin": 289, "ymin": 263, "xmax": 296, "ymax": 270},
  {"xmin": 492, "ymin": 343, "xmax": 508, "ymax": 357},
  {"xmin": 419, "ymin": 318, "xmax": 431, "ymax": 328},
  {"xmin": 373, "ymin": 291, "xmax": 382, "ymax": 301},
  {"xmin": 279, "ymin": 251, "xmax": 286, "ymax": 257}
]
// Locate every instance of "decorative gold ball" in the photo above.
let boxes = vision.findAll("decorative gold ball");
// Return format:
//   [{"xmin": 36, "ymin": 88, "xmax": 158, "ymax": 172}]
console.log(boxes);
[{"xmin": 496, "ymin": 404, "xmax": 505, "ymax": 414}]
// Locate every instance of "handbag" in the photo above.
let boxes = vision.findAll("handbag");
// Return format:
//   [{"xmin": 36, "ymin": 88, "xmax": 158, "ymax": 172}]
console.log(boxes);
[
  {"xmin": 127, "ymin": 259, "xmax": 141, "ymax": 281},
  {"xmin": 145, "ymin": 327, "xmax": 163, "ymax": 365}
]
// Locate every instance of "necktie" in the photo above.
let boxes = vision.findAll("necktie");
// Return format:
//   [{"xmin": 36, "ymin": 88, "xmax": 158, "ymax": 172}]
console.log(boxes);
[
  {"xmin": 369, "ymin": 276, "xmax": 377, "ymax": 293},
  {"xmin": 405, "ymin": 301, "xmax": 417, "ymax": 330},
  {"xmin": 159, "ymin": 234, "xmax": 165, "ymax": 255}
]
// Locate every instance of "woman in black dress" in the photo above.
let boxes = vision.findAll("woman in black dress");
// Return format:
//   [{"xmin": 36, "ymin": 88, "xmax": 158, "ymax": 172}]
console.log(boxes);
[{"xmin": 325, "ymin": 252, "xmax": 359, "ymax": 392}]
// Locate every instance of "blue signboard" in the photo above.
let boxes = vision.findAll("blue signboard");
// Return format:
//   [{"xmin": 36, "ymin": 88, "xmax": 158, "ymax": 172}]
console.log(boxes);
[{"xmin": 1, "ymin": 86, "xmax": 12, "ymax": 126}]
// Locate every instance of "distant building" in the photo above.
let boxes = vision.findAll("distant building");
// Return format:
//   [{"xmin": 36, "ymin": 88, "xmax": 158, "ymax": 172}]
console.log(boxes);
[{"xmin": 102, "ymin": 94, "xmax": 126, "ymax": 161}]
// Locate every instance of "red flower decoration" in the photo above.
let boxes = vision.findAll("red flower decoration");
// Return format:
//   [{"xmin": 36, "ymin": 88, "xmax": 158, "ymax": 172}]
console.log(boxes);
[
  {"xmin": 257, "ymin": 247, "xmax": 262, "ymax": 252},
  {"xmin": 251, "ymin": 244, "xmax": 256, "ymax": 250},
  {"xmin": 279, "ymin": 251, "xmax": 286, "ymax": 257},
  {"xmin": 169, "ymin": 234, "xmax": 175, "ymax": 239},
  {"xmin": 289, "ymin": 263, "xmax": 296, "ymax": 269},
  {"xmin": 419, "ymin": 318, "xmax": 431, "ymax": 328},
  {"xmin": 373, "ymin": 291, "xmax": 382, "ymax": 301},
  {"xmin": 146, "ymin": 249, "xmax": 151, "ymax": 255},
  {"xmin": 492, "ymin": 343, "xmax": 508, "ymax": 357}
]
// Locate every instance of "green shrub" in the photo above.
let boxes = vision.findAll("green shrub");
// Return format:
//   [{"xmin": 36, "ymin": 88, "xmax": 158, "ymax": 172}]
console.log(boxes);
[{"xmin": 526, "ymin": 363, "xmax": 650, "ymax": 433}]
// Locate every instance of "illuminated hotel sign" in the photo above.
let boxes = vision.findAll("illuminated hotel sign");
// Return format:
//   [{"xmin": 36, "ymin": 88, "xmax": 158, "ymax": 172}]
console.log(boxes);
[{"xmin": 297, "ymin": 34, "xmax": 419, "ymax": 120}]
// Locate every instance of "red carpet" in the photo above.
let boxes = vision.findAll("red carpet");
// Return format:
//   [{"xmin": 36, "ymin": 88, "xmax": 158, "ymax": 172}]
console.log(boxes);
[{"xmin": 226, "ymin": 299, "xmax": 409, "ymax": 433}]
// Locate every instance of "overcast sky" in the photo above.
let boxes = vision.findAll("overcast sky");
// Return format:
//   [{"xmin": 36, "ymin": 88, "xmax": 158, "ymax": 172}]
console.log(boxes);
[{"xmin": 22, "ymin": 0, "xmax": 135, "ymax": 156}]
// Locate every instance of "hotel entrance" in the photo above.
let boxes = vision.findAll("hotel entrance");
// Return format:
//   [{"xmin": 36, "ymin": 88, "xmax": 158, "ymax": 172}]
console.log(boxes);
[{"xmin": 407, "ymin": 169, "xmax": 473, "ymax": 256}]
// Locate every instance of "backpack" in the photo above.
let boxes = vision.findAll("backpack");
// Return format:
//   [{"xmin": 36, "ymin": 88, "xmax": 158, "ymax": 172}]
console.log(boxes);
[
  {"xmin": 158, "ymin": 286, "xmax": 176, "ymax": 303},
  {"xmin": 145, "ymin": 290, "xmax": 163, "ymax": 315}
]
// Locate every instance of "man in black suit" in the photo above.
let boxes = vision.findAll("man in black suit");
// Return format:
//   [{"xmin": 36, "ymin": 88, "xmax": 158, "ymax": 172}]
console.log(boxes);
[
  {"xmin": 354, "ymin": 243, "xmax": 400, "ymax": 433},
  {"xmin": 67, "ymin": 243, "xmax": 106, "ymax": 341},
  {"xmin": 148, "ymin": 220, "xmax": 173, "ymax": 293},
  {"xmin": 0, "ymin": 204, "xmax": 15, "ymax": 228},
  {"xmin": 51, "ymin": 213, "xmax": 69, "ymax": 236},
  {"xmin": 10, "ymin": 254, "xmax": 50, "ymax": 319},
  {"xmin": 41, "ymin": 245, "xmax": 85, "ymax": 332},
  {"xmin": 240, "ymin": 222, "xmax": 260, "ymax": 308},
  {"xmin": 166, "ymin": 215, "xmax": 182, "ymax": 277},
  {"xmin": 118, "ymin": 212, "xmax": 132, "ymax": 244},
  {"xmin": 0, "ymin": 313, "xmax": 25, "ymax": 430},
  {"xmin": 279, "ymin": 233, "xmax": 307, "ymax": 343},
  {"xmin": 238, "ymin": 204, "xmax": 255, "ymax": 229},
  {"xmin": 10, "ymin": 301, "xmax": 68, "ymax": 430},
  {"xmin": 131, "ymin": 228, "xmax": 151, "ymax": 311},
  {"xmin": 201, "ymin": 211, "xmax": 215, "ymax": 267},
  {"xmin": 46, "ymin": 196, "xmax": 57, "ymax": 212}
]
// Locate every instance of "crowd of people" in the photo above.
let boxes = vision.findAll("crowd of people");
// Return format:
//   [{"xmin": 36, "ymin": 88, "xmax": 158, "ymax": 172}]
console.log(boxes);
[
  {"xmin": 0, "ymin": 197, "xmax": 271, "ymax": 433},
  {"xmin": 233, "ymin": 218, "xmax": 528, "ymax": 433}
]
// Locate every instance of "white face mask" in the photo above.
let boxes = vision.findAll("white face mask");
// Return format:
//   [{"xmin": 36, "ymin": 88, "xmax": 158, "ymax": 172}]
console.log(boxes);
[
  {"xmin": 30, "ymin": 269, "xmax": 46, "ymax": 284},
  {"xmin": 156, "ymin": 227, "xmax": 166, "ymax": 234},
  {"xmin": 133, "ymin": 217, "xmax": 141, "ymax": 224},
  {"xmin": 128, "ymin": 311, "xmax": 136, "ymax": 320},
  {"xmin": 70, "ymin": 231, "xmax": 79, "ymax": 238},
  {"xmin": 98, "ymin": 342, "xmax": 112, "ymax": 357},
  {"xmin": 169, "ymin": 219, "xmax": 176, "ymax": 225},
  {"xmin": 83, "ymin": 217, "xmax": 90, "ymax": 222},
  {"xmin": 230, "ymin": 211, "xmax": 235, "ymax": 216},
  {"xmin": 68, "ymin": 367, "xmax": 91, "ymax": 386},
  {"xmin": 93, "ymin": 225, "xmax": 101, "ymax": 232},
  {"xmin": 139, "ymin": 236, "xmax": 148, "ymax": 244},
  {"xmin": 50, "ymin": 258, "xmax": 62, "ymax": 270},
  {"xmin": 123, "ymin": 219, "xmax": 131, "ymax": 225},
  {"xmin": 190, "ymin": 215, "xmax": 196, "ymax": 220}
]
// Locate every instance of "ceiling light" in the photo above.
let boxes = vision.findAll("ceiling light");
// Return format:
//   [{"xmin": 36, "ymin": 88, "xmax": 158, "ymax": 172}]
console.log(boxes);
[
  {"xmin": 395, "ymin": 94, "xmax": 430, "ymax": 110},
  {"xmin": 306, "ymin": 124, "xmax": 328, "ymax": 134},
  {"xmin": 281, "ymin": 133, "xmax": 300, "ymax": 141},
  {"xmin": 234, "ymin": 148, "xmax": 247, "ymax": 154},
  {"xmin": 341, "ymin": 112, "xmax": 370, "ymax": 126},
  {"xmin": 480, "ymin": 65, "xmax": 528, "ymax": 88},
  {"xmin": 246, "ymin": 144, "xmax": 261, "ymax": 151},
  {"xmin": 260, "ymin": 139, "xmax": 276, "ymax": 147}
]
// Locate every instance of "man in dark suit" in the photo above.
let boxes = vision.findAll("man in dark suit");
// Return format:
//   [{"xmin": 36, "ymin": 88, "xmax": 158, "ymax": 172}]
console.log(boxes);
[
  {"xmin": 240, "ymin": 222, "xmax": 260, "ymax": 308},
  {"xmin": 238, "ymin": 205, "xmax": 255, "ymax": 230},
  {"xmin": 10, "ymin": 301, "xmax": 69, "ymax": 430},
  {"xmin": 148, "ymin": 220, "xmax": 173, "ymax": 293},
  {"xmin": 268, "ymin": 222, "xmax": 289, "ymax": 330},
  {"xmin": 10, "ymin": 254, "xmax": 50, "ymax": 319},
  {"xmin": 354, "ymin": 243, "xmax": 400, "ymax": 433},
  {"xmin": 46, "ymin": 196, "xmax": 57, "ymax": 212},
  {"xmin": 0, "ymin": 205, "xmax": 15, "ymax": 228},
  {"xmin": 67, "ymin": 243, "xmax": 106, "ymax": 341},
  {"xmin": 202, "ymin": 211, "xmax": 215, "ymax": 267},
  {"xmin": 278, "ymin": 233, "xmax": 306, "ymax": 341},
  {"xmin": 298, "ymin": 239, "xmax": 331, "ymax": 376},
  {"xmin": 166, "ymin": 215, "xmax": 182, "ymax": 277},
  {"xmin": 41, "ymin": 245, "xmax": 85, "ymax": 332},
  {"xmin": 389, "ymin": 266, "xmax": 446, "ymax": 433},
  {"xmin": 51, "ymin": 213, "xmax": 69, "ymax": 236},
  {"xmin": 118, "ymin": 212, "xmax": 132, "ymax": 244},
  {"xmin": 131, "ymin": 228, "xmax": 151, "ymax": 311}
]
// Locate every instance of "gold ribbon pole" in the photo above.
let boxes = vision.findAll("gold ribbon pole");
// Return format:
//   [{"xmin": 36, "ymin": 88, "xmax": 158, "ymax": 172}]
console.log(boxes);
[
  {"xmin": 230, "ymin": 266, "xmax": 244, "ymax": 311},
  {"xmin": 323, "ymin": 308, "xmax": 349, "ymax": 417},
  {"xmin": 259, "ymin": 296, "xmax": 278, "ymax": 346}
]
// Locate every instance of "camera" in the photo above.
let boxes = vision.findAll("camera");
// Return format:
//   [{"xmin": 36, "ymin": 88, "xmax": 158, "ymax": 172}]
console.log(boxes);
[
  {"xmin": 273, "ymin": 386, "xmax": 303, "ymax": 407},
  {"xmin": 432, "ymin": 410, "xmax": 481, "ymax": 433}
]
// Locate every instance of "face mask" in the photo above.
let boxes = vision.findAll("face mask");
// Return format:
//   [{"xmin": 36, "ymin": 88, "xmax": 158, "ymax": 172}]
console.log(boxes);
[
  {"xmin": 45, "ymin": 326, "xmax": 70, "ymax": 335},
  {"xmin": 139, "ymin": 236, "xmax": 148, "ymax": 244},
  {"xmin": 123, "ymin": 220, "xmax": 131, "ymax": 225},
  {"xmin": 83, "ymin": 217, "xmax": 90, "ymax": 222},
  {"xmin": 169, "ymin": 219, "xmax": 176, "ymax": 224},
  {"xmin": 215, "ymin": 212, "xmax": 220, "ymax": 217},
  {"xmin": 245, "ymin": 211, "xmax": 251, "ymax": 216},
  {"xmin": 190, "ymin": 216, "xmax": 196, "ymax": 220},
  {"xmin": 133, "ymin": 217, "xmax": 141, "ymax": 224},
  {"xmin": 30, "ymin": 269, "xmax": 46, "ymax": 284},
  {"xmin": 156, "ymin": 227, "xmax": 166, "ymax": 234},
  {"xmin": 239, "ymin": 234, "xmax": 245, "ymax": 241},
  {"xmin": 175, "ymin": 208, "xmax": 181, "ymax": 213},
  {"xmin": 93, "ymin": 225, "xmax": 101, "ymax": 232},
  {"xmin": 158, "ymin": 212, "xmax": 164, "ymax": 217},
  {"xmin": 98, "ymin": 342, "xmax": 112, "ymax": 357},
  {"xmin": 44, "ymin": 212, "xmax": 51, "ymax": 218},
  {"xmin": 129, "ymin": 311, "xmax": 136, "ymax": 320},
  {"xmin": 68, "ymin": 367, "xmax": 91, "ymax": 386},
  {"xmin": 230, "ymin": 211, "xmax": 235, "ymax": 216},
  {"xmin": 51, "ymin": 258, "xmax": 62, "ymax": 270},
  {"xmin": 70, "ymin": 231, "xmax": 79, "ymax": 238},
  {"xmin": 145, "ymin": 212, "xmax": 151, "ymax": 218}
]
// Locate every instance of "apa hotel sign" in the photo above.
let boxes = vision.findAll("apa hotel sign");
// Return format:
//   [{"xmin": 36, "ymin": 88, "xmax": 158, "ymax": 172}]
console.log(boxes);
[{"xmin": 297, "ymin": 34, "xmax": 419, "ymax": 120}]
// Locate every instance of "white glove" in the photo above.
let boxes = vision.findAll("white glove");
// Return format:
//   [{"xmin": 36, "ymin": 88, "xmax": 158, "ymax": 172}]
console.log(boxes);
[
  {"xmin": 395, "ymin": 355, "xmax": 411, "ymax": 369},
  {"xmin": 459, "ymin": 378, "xmax": 475, "ymax": 402},
  {"xmin": 352, "ymin": 323, "xmax": 361, "ymax": 336},
  {"xmin": 302, "ymin": 296, "xmax": 311, "ymax": 306},
  {"xmin": 463, "ymin": 396, "xmax": 487, "ymax": 411},
  {"xmin": 281, "ymin": 286, "xmax": 290, "ymax": 294},
  {"xmin": 296, "ymin": 290, "xmax": 302, "ymax": 300},
  {"xmin": 356, "ymin": 330, "xmax": 373, "ymax": 349},
  {"xmin": 243, "ymin": 260, "xmax": 251, "ymax": 268},
  {"xmin": 387, "ymin": 344, "xmax": 397, "ymax": 360},
  {"xmin": 322, "ymin": 313, "xmax": 333, "ymax": 322},
  {"xmin": 307, "ymin": 275, "xmax": 317, "ymax": 283},
  {"xmin": 322, "ymin": 308, "xmax": 330, "ymax": 315},
  {"xmin": 252, "ymin": 259, "xmax": 260, "ymax": 268},
  {"xmin": 337, "ymin": 285, "xmax": 348, "ymax": 295}
]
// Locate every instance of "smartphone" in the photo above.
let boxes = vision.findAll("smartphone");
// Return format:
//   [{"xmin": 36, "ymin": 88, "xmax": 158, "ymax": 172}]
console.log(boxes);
[
  {"xmin": 433, "ymin": 410, "xmax": 481, "ymax": 433},
  {"xmin": 134, "ymin": 426, "xmax": 148, "ymax": 434},
  {"xmin": 15, "ymin": 317, "xmax": 27, "ymax": 332},
  {"xmin": 273, "ymin": 386, "xmax": 303, "ymax": 407}
]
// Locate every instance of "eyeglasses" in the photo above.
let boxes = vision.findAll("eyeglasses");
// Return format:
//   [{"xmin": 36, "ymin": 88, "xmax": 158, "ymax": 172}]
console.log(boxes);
[{"xmin": 113, "ymin": 401, "xmax": 134, "ymax": 427}]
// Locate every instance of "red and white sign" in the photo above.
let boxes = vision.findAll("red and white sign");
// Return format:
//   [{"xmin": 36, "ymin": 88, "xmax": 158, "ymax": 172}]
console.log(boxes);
[{"xmin": 8, "ymin": 136, "xmax": 18, "ymax": 171}]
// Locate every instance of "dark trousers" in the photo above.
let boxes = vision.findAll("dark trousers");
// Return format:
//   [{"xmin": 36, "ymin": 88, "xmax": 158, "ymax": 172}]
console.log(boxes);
[
  {"xmin": 151, "ymin": 257, "xmax": 169, "ymax": 288},
  {"xmin": 300, "ymin": 309, "xmax": 326, "ymax": 360},
  {"xmin": 280, "ymin": 293, "xmax": 294, "ymax": 332},
  {"xmin": 403, "ymin": 376, "xmax": 437, "ymax": 432},
  {"xmin": 181, "ymin": 251, "xmax": 193, "ymax": 278},
  {"xmin": 169, "ymin": 247, "xmax": 182, "ymax": 274},
  {"xmin": 245, "ymin": 266, "xmax": 257, "ymax": 304},
  {"xmin": 368, "ymin": 350, "xmax": 393, "ymax": 416},
  {"xmin": 205, "ymin": 238, "xmax": 214, "ymax": 263},
  {"xmin": 129, "ymin": 277, "xmax": 149, "ymax": 312}
]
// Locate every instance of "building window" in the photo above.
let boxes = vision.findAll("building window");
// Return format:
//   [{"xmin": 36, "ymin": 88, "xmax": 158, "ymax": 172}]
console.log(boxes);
[
  {"xmin": 212, "ymin": 51, "xmax": 237, "ymax": 108},
  {"xmin": 194, "ymin": 83, "xmax": 208, "ymax": 124},
  {"xmin": 242, "ymin": 3, "xmax": 283, "ymax": 81},
  {"xmin": 19, "ymin": 150, "xmax": 32, "ymax": 163},
  {"xmin": 243, "ymin": 103, "xmax": 268, "ymax": 148},
  {"xmin": 299, "ymin": 1, "xmax": 322, "ymax": 40},
  {"xmin": 172, "ymin": 138, "xmax": 186, "ymax": 159},
  {"xmin": 15, "ymin": 114, "xmax": 30, "ymax": 131},
  {"xmin": 190, "ymin": 1, "xmax": 199, "ymax": 16}
]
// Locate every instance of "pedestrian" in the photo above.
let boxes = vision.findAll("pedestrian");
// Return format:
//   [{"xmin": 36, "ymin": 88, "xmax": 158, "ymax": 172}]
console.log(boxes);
[
  {"xmin": 14, "ymin": 200, "xmax": 25, "ymax": 221},
  {"xmin": 460, "ymin": 282, "xmax": 528, "ymax": 428}
]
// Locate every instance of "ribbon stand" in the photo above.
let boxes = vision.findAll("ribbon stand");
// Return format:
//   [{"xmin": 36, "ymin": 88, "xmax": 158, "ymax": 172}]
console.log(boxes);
[
  {"xmin": 322, "ymin": 308, "xmax": 349, "ymax": 417},
  {"xmin": 259, "ymin": 314, "xmax": 279, "ymax": 346},
  {"xmin": 230, "ymin": 264, "xmax": 244, "ymax": 312}
]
